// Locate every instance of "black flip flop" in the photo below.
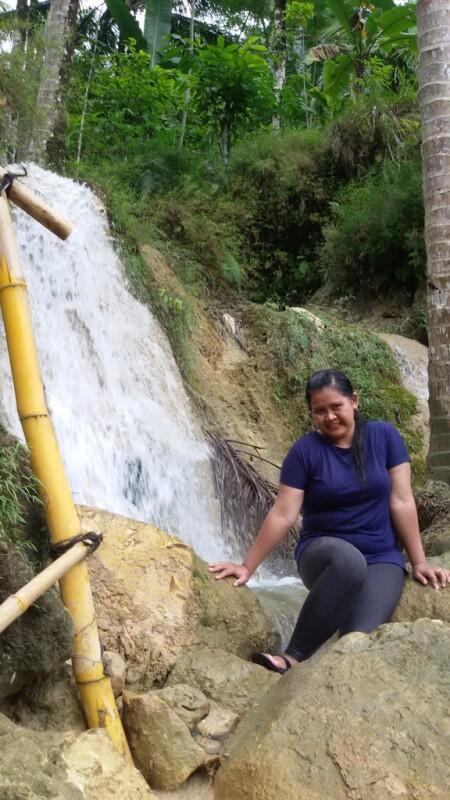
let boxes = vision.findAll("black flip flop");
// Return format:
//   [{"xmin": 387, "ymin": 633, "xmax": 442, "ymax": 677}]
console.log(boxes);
[{"xmin": 251, "ymin": 652, "xmax": 292, "ymax": 675}]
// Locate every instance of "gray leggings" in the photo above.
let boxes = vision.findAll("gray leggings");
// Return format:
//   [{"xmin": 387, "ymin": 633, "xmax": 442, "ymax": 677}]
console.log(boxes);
[{"xmin": 285, "ymin": 536, "xmax": 405, "ymax": 662}]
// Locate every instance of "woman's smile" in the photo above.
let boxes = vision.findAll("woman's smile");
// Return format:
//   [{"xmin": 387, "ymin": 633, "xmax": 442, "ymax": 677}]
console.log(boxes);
[{"xmin": 309, "ymin": 386, "xmax": 358, "ymax": 445}]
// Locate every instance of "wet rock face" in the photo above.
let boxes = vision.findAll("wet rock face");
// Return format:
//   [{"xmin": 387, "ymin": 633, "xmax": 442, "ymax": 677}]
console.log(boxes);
[{"xmin": 214, "ymin": 620, "xmax": 450, "ymax": 800}]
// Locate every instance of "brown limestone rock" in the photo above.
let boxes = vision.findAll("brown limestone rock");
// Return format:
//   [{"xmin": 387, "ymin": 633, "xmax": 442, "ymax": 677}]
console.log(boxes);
[
  {"xmin": 421, "ymin": 512, "xmax": 450, "ymax": 557},
  {"xmin": 123, "ymin": 691, "xmax": 206, "ymax": 790},
  {"xmin": 191, "ymin": 555, "xmax": 280, "ymax": 658},
  {"xmin": 166, "ymin": 647, "xmax": 279, "ymax": 717},
  {"xmin": 393, "ymin": 552, "xmax": 450, "ymax": 624},
  {"xmin": 0, "ymin": 714, "xmax": 156, "ymax": 800},
  {"xmin": 79, "ymin": 506, "xmax": 277, "ymax": 690},
  {"xmin": 214, "ymin": 619, "xmax": 450, "ymax": 800},
  {"xmin": 196, "ymin": 702, "xmax": 239, "ymax": 739},
  {"xmin": 154, "ymin": 684, "xmax": 210, "ymax": 730},
  {"xmin": 103, "ymin": 650, "xmax": 127, "ymax": 697},
  {"xmin": 0, "ymin": 664, "xmax": 85, "ymax": 733},
  {"xmin": 62, "ymin": 728, "xmax": 157, "ymax": 799}
]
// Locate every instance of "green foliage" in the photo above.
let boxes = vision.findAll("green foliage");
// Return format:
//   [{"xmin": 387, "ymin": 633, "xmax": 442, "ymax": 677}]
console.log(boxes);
[
  {"xmin": 227, "ymin": 127, "xmax": 333, "ymax": 302},
  {"xmin": 221, "ymin": 252, "xmax": 243, "ymax": 288},
  {"xmin": 104, "ymin": 0, "xmax": 148, "ymax": 51},
  {"xmin": 0, "ymin": 427, "xmax": 43, "ymax": 570},
  {"xmin": 320, "ymin": 159, "xmax": 425, "ymax": 297},
  {"xmin": 154, "ymin": 286, "xmax": 198, "ymax": 376},
  {"xmin": 0, "ymin": 21, "xmax": 43, "ymax": 160},
  {"xmin": 67, "ymin": 47, "xmax": 183, "ymax": 162},
  {"xmin": 190, "ymin": 36, "xmax": 275, "ymax": 161},
  {"xmin": 285, "ymin": 1, "xmax": 315, "ymax": 30},
  {"xmin": 327, "ymin": 64, "xmax": 419, "ymax": 177},
  {"xmin": 144, "ymin": 0, "xmax": 172, "ymax": 64},
  {"xmin": 245, "ymin": 303, "xmax": 423, "ymax": 477},
  {"xmin": 306, "ymin": 0, "xmax": 417, "ymax": 104}
]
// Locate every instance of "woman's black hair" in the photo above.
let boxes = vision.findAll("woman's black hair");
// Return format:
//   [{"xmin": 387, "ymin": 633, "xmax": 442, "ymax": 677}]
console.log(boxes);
[{"xmin": 305, "ymin": 369, "xmax": 367, "ymax": 486}]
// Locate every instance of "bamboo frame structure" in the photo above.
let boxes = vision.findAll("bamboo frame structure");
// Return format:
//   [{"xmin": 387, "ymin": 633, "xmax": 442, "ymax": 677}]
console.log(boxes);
[
  {"xmin": 0, "ymin": 177, "xmax": 130, "ymax": 761},
  {"xmin": 0, "ymin": 541, "xmax": 94, "ymax": 634},
  {"xmin": 0, "ymin": 167, "xmax": 73, "ymax": 240}
]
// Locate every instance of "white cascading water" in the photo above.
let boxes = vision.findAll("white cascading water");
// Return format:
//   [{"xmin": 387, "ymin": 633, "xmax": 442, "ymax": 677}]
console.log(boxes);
[{"xmin": 0, "ymin": 165, "xmax": 229, "ymax": 564}]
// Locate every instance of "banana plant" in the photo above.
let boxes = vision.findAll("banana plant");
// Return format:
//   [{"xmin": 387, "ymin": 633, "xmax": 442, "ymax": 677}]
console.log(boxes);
[
  {"xmin": 305, "ymin": 0, "xmax": 417, "ymax": 102},
  {"xmin": 105, "ymin": 0, "xmax": 172, "ymax": 63},
  {"xmin": 104, "ymin": 0, "xmax": 148, "ymax": 50},
  {"xmin": 144, "ymin": 0, "xmax": 172, "ymax": 65}
]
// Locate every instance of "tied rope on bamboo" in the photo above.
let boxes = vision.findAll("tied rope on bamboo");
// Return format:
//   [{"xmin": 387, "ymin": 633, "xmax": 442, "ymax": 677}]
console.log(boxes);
[
  {"xmin": 50, "ymin": 530, "xmax": 103, "ymax": 558},
  {"xmin": 0, "ymin": 165, "xmax": 28, "ymax": 197}
]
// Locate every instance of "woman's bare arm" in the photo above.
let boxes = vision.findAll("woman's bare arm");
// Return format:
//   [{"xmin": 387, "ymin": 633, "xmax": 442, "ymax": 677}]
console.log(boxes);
[
  {"xmin": 389, "ymin": 463, "xmax": 450, "ymax": 588},
  {"xmin": 209, "ymin": 484, "xmax": 304, "ymax": 585}
]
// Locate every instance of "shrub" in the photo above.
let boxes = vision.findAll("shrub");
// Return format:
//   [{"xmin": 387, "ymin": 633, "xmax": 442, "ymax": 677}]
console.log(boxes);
[
  {"xmin": 319, "ymin": 159, "xmax": 425, "ymax": 298},
  {"xmin": 67, "ymin": 48, "xmax": 183, "ymax": 162},
  {"xmin": 228, "ymin": 128, "xmax": 334, "ymax": 303}
]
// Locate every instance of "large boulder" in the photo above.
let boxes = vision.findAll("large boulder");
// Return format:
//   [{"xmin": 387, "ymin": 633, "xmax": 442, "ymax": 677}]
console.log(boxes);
[
  {"xmin": 393, "ymin": 552, "xmax": 450, "ymax": 624},
  {"xmin": 214, "ymin": 619, "xmax": 450, "ymax": 800},
  {"xmin": 80, "ymin": 506, "xmax": 278, "ymax": 689},
  {"xmin": 0, "ymin": 713, "xmax": 156, "ymax": 799},
  {"xmin": 123, "ymin": 691, "xmax": 206, "ymax": 790},
  {"xmin": 166, "ymin": 646, "xmax": 279, "ymax": 717}
]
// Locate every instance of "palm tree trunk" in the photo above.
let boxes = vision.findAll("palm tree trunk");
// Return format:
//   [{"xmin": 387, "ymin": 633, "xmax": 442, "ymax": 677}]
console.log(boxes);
[
  {"xmin": 30, "ymin": 0, "xmax": 79, "ymax": 164},
  {"xmin": 417, "ymin": 0, "xmax": 450, "ymax": 482}
]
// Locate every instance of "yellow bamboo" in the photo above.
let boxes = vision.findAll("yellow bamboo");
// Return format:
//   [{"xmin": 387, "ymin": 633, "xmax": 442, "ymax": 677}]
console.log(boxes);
[
  {"xmin": 0, "ymin": 541, "xmax": 93, "ymax": 634},
  {"xmin": 0, "ymin": 192, "xmax": 130, "ymax": 760},
  {"xmin": 0, "ymin": 167, "xmax": 73, "ymax": 240}
]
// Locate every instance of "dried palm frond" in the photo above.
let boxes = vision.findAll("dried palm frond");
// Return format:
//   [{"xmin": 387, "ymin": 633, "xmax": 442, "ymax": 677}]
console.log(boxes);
[{"xmin": 204, "ymin": 429, "xmax": 299, "ymax": 557}]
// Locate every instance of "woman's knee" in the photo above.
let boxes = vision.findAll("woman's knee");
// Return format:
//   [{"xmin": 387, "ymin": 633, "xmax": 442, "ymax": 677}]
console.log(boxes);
[
  {"xmin": 299, "ymin": 537, "xmax": 367, "ymax": 590},
  {"xmin": 333, "ymin": 542, "xmax": 367, "ymax": 588}
]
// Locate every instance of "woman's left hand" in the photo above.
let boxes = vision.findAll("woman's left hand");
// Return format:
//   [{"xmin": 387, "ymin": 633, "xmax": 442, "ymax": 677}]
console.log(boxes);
[{"xmin": 412, "ymin": 561, "xmax": 450, "ymax": 588}]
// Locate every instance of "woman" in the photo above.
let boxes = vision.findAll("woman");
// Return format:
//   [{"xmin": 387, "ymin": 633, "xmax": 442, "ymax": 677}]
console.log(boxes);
[{"xmin": 209, "ymin": 369, "xmax": 450, "ymax": 675}]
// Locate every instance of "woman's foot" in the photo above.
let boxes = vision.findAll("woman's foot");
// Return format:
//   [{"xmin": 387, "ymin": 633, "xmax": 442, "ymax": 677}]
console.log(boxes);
[{"xmin": 251, "ymin": 652, "xmax": 298, "ymax": 675}]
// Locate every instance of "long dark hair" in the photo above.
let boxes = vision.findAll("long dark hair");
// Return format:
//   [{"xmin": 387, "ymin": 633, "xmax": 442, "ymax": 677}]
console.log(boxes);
[{"xmin": 305, "ymin": 369, "xmax": 367, "ymax": 486}]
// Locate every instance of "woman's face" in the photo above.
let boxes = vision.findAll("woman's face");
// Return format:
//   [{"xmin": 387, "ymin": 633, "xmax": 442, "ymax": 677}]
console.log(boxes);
[{"xmin": 309, "ymin": 386, "xmax": 358, "ymax": 444}]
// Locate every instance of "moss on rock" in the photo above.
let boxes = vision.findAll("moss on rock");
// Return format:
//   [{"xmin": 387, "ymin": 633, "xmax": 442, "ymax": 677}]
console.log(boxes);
[{"xmin": 243, "ymin": 304, "xmax": 424, "ymax": 480}]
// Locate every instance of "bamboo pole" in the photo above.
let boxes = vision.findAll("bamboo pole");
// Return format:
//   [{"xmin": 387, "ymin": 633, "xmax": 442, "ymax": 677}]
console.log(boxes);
[
  {"xmin": 0, "ymin": 541, "xmax": 94, "ymax": 634},
  {"xmin": 0, "ymin": 193, "xmax": 130, "ymax": 761},
  {"xmin": 0, "ymin": 168, "xmax": 73, "ymax": 240}
]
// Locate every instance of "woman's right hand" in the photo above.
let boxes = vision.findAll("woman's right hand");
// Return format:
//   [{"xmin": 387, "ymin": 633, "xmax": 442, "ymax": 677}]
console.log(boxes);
[{"xmin": 208, "ymin": 562, "xmax": 251, "ymax": 586}]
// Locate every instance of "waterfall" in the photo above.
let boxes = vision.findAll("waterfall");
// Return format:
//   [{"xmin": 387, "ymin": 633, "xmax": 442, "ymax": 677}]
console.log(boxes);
[{"xmin": 0, "ymin": 165, "xmax": 227, "ymax": 563}]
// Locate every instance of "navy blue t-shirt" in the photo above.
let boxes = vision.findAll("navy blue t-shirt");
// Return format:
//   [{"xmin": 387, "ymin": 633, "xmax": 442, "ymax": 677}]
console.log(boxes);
[{"xmin": 280, "ymin": 421, "xmax": 410, "ymax": 569}]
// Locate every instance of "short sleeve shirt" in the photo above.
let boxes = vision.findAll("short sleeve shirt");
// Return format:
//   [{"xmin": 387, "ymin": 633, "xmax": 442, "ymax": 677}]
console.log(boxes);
[{"xmin": 280, "ymin": 421, "xmax": 410, "ymax": 569}]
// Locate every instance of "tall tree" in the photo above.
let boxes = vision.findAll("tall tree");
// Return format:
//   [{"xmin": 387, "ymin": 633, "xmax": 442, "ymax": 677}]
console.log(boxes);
[
  {"xmin": 30, "ymin": 0, "xmax": 79, "ymax": 163},
  {"xmin": 417, "ymin": 0, "xmax": 450, "ymax": 483}
]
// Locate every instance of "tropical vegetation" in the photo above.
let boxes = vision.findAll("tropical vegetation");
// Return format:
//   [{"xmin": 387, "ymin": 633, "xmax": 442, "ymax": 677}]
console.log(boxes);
[{"xmin": 2, "ymin": 0, "xmax": 449, "ymax": 478}]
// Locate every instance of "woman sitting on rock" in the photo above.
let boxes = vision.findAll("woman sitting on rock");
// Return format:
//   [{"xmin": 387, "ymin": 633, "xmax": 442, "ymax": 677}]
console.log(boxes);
[{"xmin": 209, "ymin": 369, "xmax": 450, "ymax": 675}]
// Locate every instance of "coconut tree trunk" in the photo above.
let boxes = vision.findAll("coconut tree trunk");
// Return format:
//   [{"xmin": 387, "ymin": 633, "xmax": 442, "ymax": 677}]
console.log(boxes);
[
  {"xmin": 417, "ymin": 0, "xmax": 450, "ymax": 482},
  {"xmin": 30, "ymin": 0, "xmax": 79, "ymax": 164}
]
